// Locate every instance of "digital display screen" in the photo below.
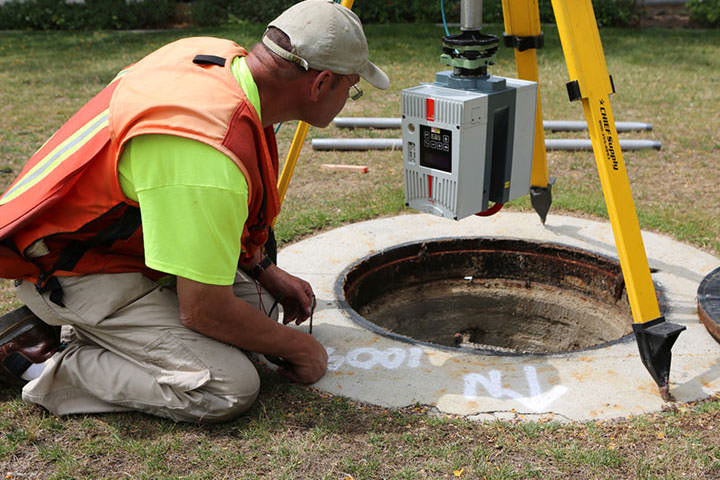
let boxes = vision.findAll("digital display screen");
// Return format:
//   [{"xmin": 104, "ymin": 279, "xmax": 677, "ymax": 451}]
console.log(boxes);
[{"xmin": 420, "ymin": 125, "xmax": 452, "ymax": 173}]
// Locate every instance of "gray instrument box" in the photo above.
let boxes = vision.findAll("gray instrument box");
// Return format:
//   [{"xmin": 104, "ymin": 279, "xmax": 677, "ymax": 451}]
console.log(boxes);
[{"xmin": 402, "ymin": 72, "xmax": 537, "ymax": 220}]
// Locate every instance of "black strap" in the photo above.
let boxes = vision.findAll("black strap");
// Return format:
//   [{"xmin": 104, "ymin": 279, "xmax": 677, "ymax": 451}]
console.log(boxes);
[
  {"xmin": 566, "ymin": 80, "xmax": 582, "ymax": 102},
  {"xmin": 265, "ymin": 227, "xmax": 277, "ymax": 264},
  {"xmin": 36, "ymin": 204, "xmax": 142, "ymax": 306},
  {"xmin": 45, "ymin": 276, "xmax": 65, "ymax": 307},
  {"xmin": 503, "ymin": 33, "xmax": 544, "ymax": 52},
  {"xmin": 193, "ymin": 55, "xmax": 226, "ymax": 67},
  {"xmin": 50, "ymin": 205, "xmax": 141, "ymax": 274}
]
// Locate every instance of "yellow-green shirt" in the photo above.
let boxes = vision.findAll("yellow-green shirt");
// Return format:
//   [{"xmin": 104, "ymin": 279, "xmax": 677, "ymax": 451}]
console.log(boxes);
[{"xmin": 117, "ymin": 57, "xmax": 260, "ymax": 285}]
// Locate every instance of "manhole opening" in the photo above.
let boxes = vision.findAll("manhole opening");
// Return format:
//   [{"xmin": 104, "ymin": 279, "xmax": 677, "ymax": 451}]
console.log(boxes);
[{"xmin": 340, "ymin": 238, "xmax": 637, "ymax": 355}]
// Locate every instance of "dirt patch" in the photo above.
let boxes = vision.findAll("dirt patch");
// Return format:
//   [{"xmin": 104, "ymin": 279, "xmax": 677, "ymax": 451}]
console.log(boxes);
[{"xmin": 639, "ymin": 4, "xmax": 693, "ymax": 28}]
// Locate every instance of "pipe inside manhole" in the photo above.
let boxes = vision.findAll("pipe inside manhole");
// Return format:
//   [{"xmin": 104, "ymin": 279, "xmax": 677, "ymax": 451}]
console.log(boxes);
[{"xmin": 340, "ymin": 238, "xmax": 639, "ymax": 355}]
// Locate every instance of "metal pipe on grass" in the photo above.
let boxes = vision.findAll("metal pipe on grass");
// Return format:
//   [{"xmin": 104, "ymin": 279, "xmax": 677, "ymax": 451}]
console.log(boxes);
[
  {"xmin": 332, "ymin": 117, "xmax": 653, "ymax": 132},
  {"xmin": 312, "ymin": 138, "xmax": 661, "ymax": 151}
]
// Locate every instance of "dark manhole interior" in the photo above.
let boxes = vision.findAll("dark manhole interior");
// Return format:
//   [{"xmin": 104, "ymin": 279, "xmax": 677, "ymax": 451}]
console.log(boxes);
[{"xmin": 341, "ymin": 238, "xmax": 636, "ymax": 355}]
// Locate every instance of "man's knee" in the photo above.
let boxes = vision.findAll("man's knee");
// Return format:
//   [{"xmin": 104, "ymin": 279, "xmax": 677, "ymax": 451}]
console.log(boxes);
[{"xmin": 195, "ymin": 357, "xmax": 261, "ymax": 423}]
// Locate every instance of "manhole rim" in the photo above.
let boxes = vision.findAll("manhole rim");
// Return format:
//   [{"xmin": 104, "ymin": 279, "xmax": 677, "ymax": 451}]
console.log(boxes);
[
  {"xmin": 697, "ymin": 265, "xmax": 720, "ymax": 343},
  {"xmin": 277, "ymin": 212, "xmax": 720, "ymax": 420},
  {"xmin": 335, "ymin": 235, "xmax": 639, "ymax": 358}
]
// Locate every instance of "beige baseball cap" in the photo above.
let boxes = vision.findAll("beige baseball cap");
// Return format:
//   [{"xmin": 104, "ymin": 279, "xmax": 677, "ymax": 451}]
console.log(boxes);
[{"xmin": 264, "ymin": 0, "xmax": 389, "ymax": 90}]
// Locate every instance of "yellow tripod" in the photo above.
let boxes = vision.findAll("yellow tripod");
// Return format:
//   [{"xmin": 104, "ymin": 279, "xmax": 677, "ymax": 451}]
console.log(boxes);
[
  {"xmin": 275, "ymin": 0, "xmax": 684, "ymax": 398},
  {"xmin": 501, "ymin": 0, "xmax": 684, "ymax": 398}
]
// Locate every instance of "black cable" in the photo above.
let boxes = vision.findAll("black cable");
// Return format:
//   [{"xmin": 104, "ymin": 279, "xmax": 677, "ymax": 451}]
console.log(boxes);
[
  {"xmin": 268, "ymin": 299, "xmax": 280, "ymax": 317},
  {"xmin": 263, "ymin": 296, "xmax": 314, "ymax": 369}
]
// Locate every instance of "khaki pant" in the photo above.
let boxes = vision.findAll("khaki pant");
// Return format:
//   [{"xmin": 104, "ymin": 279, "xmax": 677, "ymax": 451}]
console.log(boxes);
[{"xmin": 16, "ymin": 271, "xmax": 276, "ymax": 423}]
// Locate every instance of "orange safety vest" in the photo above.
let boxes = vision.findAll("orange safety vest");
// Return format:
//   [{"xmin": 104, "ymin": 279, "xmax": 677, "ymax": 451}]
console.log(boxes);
[{"xmin": 0, "ymin": 37, "xmax": 280, "ymax": 293}]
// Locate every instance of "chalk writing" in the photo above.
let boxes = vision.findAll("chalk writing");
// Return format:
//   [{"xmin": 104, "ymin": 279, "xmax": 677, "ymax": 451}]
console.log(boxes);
[
  {"xmin": 463, "ymin": 366, "xmax": 568, "ymax": 412},
  {"xmin": 325, "ymin": 347, "xmax": 567, "ymax": 412},
  {"xmin": 326, "ymin": 346, "xmax": 423, "ymax": 371}
]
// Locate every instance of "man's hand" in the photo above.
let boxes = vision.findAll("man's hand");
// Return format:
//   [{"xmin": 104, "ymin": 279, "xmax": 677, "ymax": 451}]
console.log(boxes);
[
  {"xmin": 260, "ymin": 265, "xmax": 315, "ymax": 325},
  {"xmin": 275, "ymin": 337, "xmax": 328, "ymax": 384},
  {"xmin": 177, "ymin": 276, "xmax": 327, "ymax": 384}
]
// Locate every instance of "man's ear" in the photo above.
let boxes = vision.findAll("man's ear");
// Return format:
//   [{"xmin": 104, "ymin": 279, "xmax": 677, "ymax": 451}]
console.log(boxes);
[{"xmin": 309, "ymin": 70, "xmax": 334, "ymax": 102}]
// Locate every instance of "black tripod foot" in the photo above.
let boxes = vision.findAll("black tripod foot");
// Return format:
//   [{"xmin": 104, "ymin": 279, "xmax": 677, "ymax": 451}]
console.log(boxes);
[
  {"xmin": 633, "ymin": 317, "xmax": 686, "ymax": 400},
  {"xmin": 530, "ymin": 177, "xmax": 555, "ymax": 224}
]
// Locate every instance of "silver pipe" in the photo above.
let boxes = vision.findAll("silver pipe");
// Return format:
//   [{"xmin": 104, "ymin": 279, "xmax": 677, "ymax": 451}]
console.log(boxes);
[
  {"xmin": 312, "ymin": 138, "xmax": 403, "ymax": 150},
  {"xmin": 543, "ymin": 120, "xmax": 653, "ymax": 132},
  {"xmin": 333, "ymin": 117, "xmax": 654, "ymax": 132},
  {"xmin": 545, "ymin": 139, "xmax": 661, "ymax": 151},
  {"xmin": 312, "ymin": 138, "xmax": 661, "ymax": 151},
  {"xmin": 460, "ymin": 0, "xmax": 483, "ymax": 31},
  {"xmin": 334, "ymin": 117, "xmax": 401, "ymax": 129}
]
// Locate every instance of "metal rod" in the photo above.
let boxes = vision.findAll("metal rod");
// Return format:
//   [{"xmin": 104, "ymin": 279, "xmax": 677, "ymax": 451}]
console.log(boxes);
[
  {"xmin": 311, "ymin": 138, "xmax": 661, "ymax": 151},
  {"xmin": 544, "ymin": 120, "xmax": 653, "ymax": 132},
  {"xmin": 332, "ymin": 117, "xmax": 653, "ymax": 132},
  {"xmin": 461, "ymin": 0, "xmax": 483, "ymax": 30},
  {"xmin": 334, "ymin": 117, "xmax": 401, "ymax": 129},
  {"xmin": 313, "ymin": 138, "xmax": 403, "ymax": 150},
  {"xmin": 545, "ymin": 139, "xmax": 661, "ymax": 150}
]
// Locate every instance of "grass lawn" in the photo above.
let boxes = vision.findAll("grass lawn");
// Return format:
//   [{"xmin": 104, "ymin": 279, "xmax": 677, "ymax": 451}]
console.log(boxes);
[{"xmin": 1, "ymin": 21, "xmax": 720, "ymax": 479}]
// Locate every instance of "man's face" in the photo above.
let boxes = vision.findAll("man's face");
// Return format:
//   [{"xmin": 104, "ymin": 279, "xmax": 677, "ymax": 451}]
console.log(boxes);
[{"xmin": 307, "ymin": 73, "xmax": 361, "ymax": 128}]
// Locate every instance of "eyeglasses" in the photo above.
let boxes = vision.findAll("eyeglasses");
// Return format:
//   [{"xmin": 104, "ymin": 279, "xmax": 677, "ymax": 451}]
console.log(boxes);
[{"xmin": 349, "ymin": 84, "xmax": 363, "ymax": 101}]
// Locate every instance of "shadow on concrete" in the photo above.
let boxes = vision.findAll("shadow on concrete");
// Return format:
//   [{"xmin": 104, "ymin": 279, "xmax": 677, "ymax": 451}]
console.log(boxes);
[
  {"xmin": 544, "ymin": 223, "xmax": 708, "ymax": 285},
  {"xmin": 674, "ymin": 356, "xmax": 720, "ymax": 400}
]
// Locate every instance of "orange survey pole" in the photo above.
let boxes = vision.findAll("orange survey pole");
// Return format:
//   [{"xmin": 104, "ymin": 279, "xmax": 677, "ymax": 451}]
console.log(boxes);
[
  {"xmin": 276, "ymin": 0, "xmax": 356, "ymax": 207},
  {"xmin": 501, "ymin": 0, "xmax": 553, "ymax": 223}
]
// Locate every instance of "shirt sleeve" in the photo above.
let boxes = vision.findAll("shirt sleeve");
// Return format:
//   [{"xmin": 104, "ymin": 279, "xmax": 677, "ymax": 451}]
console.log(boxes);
[{"xmin": 118, "ymin": 134, "xmax": 249, "ymax": 285}]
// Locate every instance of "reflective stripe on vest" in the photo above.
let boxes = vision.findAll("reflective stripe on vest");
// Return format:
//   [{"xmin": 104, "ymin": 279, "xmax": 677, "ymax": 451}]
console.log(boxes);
[
  {"xmin": 0, "ymin": 67, "xmax": 131, "ymax": 208},
  {"xmin": 0, "ymin": 109, "xmax": 109, "ymax": 205},
  {"xmin": 0, "ymin": 73, "xmax": 121, "ymax": 243}
]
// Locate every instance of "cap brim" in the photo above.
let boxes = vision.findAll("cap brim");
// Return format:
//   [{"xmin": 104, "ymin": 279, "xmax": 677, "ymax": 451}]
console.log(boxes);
[{"xmin": 359, "ymin": 61, "xmax": 390, "ymax": 90}]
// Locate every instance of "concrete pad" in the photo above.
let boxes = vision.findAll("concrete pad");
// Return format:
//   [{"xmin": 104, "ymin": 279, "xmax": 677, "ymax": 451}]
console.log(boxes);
[{"xmin": 278, "ymin": 212, "xmax": 720, "ymax": 422}]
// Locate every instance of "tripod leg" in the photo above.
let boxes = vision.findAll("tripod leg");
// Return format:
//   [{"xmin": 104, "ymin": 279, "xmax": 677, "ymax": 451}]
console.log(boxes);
[
  {"xmin": 501, "ymin": 0, "xmax": 553, "ymax": 223},
  {"xmin": 550, "ymin": 0, "xmax": 684, "ymax": 398}
]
